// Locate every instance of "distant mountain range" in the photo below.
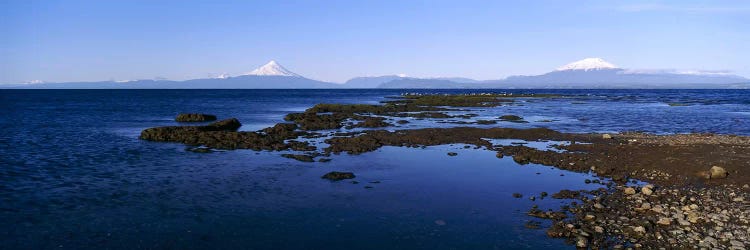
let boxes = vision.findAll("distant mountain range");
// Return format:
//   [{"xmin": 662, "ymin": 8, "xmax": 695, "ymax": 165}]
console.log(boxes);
[{"xmin": 4, "ymin": 58, "xmax": 748, "ymax": 89}]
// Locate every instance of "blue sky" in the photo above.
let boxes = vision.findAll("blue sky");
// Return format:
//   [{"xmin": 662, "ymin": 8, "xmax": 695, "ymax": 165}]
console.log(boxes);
[{"xmin": 1, "ymin": 0, "xmax": 748, "ymax": 83}]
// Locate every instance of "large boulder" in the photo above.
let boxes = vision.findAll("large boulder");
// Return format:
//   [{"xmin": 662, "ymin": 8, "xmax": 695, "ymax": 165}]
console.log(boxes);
[{"xmin": 175, "ymin": 113, "xmax": 217, "ymax": 122}]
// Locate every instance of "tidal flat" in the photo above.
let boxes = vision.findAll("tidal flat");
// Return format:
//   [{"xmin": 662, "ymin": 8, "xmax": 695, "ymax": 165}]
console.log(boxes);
[
  {"xmin": 2, "ymin": 89, "xmax": 749, "ymax": 249},
  {"xmin": 140, "ymin": 93, "xmax": 750, "ymax": 249}
]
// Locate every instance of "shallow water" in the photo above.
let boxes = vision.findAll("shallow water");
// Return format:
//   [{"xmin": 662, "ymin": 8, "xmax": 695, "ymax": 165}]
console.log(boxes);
[{"xmin": 1, "ymin": 89, "xmax": 748, "ymax": 249}]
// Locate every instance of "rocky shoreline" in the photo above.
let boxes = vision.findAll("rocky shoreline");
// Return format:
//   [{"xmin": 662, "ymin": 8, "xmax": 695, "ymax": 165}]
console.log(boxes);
[
  {"xmin": 541, "ymin": 184, "xmax": 749, "ymax": 249},
  {"xmin": 140, "ymin": 93, "xmax": 749, "ymax": 249}
]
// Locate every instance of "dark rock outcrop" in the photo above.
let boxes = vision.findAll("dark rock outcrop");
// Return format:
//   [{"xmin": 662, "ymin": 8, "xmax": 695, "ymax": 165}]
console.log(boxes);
[
  {"xmin": 322, "ymin": 171, "xmax": 356, "ymax": 181},
  {"xmin": 281, "ymin": 154, "xmax": 315, "ymax": 162},
  {"xmin": 499, "ymin": 115, "xmax": 527, "ymax": 123},
  {"xmin": 175, "ymin": 113, "xmax": 217, "ymax": 122},
  {"xmin": 140, "ymin": 119, "xmax": 308, "ymax": 151}
]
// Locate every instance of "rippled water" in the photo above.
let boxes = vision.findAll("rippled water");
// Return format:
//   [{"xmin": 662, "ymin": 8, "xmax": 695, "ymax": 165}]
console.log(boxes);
[{"xmin": 0, "ymin": 89, "xmax": 748, "ymax": 249}]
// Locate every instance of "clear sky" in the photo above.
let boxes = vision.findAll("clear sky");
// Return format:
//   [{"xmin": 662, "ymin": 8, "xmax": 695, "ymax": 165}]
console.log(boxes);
[{"xmin": 1, "ymin": 0, "xmax": 748, "ymax": 83}]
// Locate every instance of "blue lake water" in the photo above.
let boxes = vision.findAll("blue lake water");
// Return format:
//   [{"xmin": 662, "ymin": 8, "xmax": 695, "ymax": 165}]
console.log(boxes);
[{"xmin": 1, "ymin": 89, "xmax": 748, "ymax": 249}]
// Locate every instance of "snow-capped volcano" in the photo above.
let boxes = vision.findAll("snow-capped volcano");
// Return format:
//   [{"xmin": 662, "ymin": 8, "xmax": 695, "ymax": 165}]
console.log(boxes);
[
  {"xmin": 245, "ymin": 60, "xmax": 300, "ymax": 77},
  {"xmin": 556, "ymin": 58, "xmax": 619, "ymax": 71}
]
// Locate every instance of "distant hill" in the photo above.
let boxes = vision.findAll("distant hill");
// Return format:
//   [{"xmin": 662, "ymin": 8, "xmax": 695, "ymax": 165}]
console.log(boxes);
[
  {"xmin": 343, "ymin": 76, "xmax": 480, "ymax": 88},
  {"xmin": 3, "ymin": 58, "xmax": 748, "ymax": 89},
  {"xmin": 342, "ymin": 75, "xmax": 405, "ymax": 88},
  {"xmin": 377, "ymin": 78, "xmax": 470, "ymax": 88}
]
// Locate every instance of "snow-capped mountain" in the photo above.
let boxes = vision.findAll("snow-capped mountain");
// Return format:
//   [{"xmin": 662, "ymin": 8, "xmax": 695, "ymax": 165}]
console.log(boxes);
[
  {"xmin": 555, "ymin": 58, "xmax": 620, "ymax": 71},
  {"xmin": 173, "ymin": 60, "xmax": 334, "ymax": 88},
  {"xmin": 245, "ymin": 60, "xmax": 300, "ymax": 77},
  {"xmin": 5, "ymin": 60, "xmax": 339, "ymax": 89},
  {"xmin": 497, "ymin": 58, "xmax": 747, "ymax": 88}
]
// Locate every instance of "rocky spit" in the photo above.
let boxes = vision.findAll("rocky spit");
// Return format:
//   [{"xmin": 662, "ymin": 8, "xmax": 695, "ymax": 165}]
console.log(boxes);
[{"xmin": 140, "ymin": 94, "xmax": 750, "ymax": 249}]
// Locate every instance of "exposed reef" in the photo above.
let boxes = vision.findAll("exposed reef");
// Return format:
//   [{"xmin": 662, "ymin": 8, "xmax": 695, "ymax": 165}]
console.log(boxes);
[
  {"xmin": 325, "ymin": 128, "xmax": 750, "ymax": 186},
  {"xmin": 395, "ymin": 93, "xmax": 559, "ymax": 107},
  {"xmin": 140, "ymin": 119, "xmax": 311, "ymax": 151}
]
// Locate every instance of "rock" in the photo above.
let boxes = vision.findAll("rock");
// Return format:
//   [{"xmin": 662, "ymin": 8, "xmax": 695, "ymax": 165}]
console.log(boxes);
[
  {"xmin": 730, "ymin": 240, "xmax": 744, "ymax": 247},
  {"xmin": 710, "ymin": 166, "xmax": 728, "ymax": 179},
  {"xmin": 677, "ymin": 218, "xmax": 691, "ymax": 226},
  {"xmin": 527, "ymin": 208, "xmax": 567, "ymax": 220},
  {"xmin": 612, "ymin": 173, "xmax": 630, "ymax": 183},
  {"xmin": 321, "ymin": 171, "xmax": 355, "ymax": 181},
  {"xmin": 602, "ymin": 133, "xmax": 612, "ymax": 139},
  {"xmin": 139, "ymin": 119, "xmax": 313, "ymax": 152},
  {"xmin": 702, "ymin": 236, "xmax": 718, "ymax": 247},
  {"xmin": 499, "ymin": 115, "xmax": 526, "ymax": 123},
  {"xmin": 175, "ymin": 113, "xmax": 217, "ymax": 122},
  {"xmin": 640, "ymin": 202, "xmax": 652, "ymax": 210},
  {"xmin": 657, "ymin": 217, "xmax": 672, "ymax": 226},
  {"xmin": 281, "ymin": 154, "xmax": 315, "ymax": 162},
  {"xmin": 552, "ymin": 190, "xmax": 581, "ymax": 199},
  {"xmin": 584, "ymin": 214, "xmax": 596, "ymax": 221},
  {"xmin": 624, "ymin": 187, "xmax": 637, "ymax": 195},
  {"xmin": 529, "ymin": 196, "xmax": 536, "ymax": 201},
  {"xmin": 633, "ymin": 226, "xmax": 646, "ymax": 234},
  {"xmin": 576, "ymin": 236, "xmax": 588, "ymax": 248},
  {"xmin": 641, "ymin": 186, "xmax": 653, "ymax": 195},
  {"xmin": 347, "ymin": 116, "xmax": 392, "ymax": 129},
  {"xmin": 447, "ymin": 152, "xmax": 458, "ymax": 156},
  {"xmin": 204, "ymin": 118, "xmax": 242, "ymax": 131},
  {"xmin": 651, "ymin": 205, "xmax": 664, "ymax": 213},
  {"xmin": 594, "ymin": 226, "xmax": 604, "ymax": 233},
  {"xmin": 687, "ymin": 212, "xmax": 700, "ymax": 223},
  {"xmin": 594, "ymin": 203, "xmax": 605, "ymax": 209},
  {"xmin": 512, "ymin": 193, "xmax": 523, "ymax": 198}
]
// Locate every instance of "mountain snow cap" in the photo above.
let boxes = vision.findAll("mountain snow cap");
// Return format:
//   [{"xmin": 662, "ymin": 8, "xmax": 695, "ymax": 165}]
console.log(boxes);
[
  {"xmin": 246, "ymin": 60, "xmax": 300, "ymax": 77},
  {"xmin": 556, "ymin": 58, "xmax": 619, "ymax": 71}
]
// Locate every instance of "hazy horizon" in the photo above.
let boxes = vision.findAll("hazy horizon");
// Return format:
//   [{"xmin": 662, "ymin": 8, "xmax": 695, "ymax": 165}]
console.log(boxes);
[{"xmin": 2, "ymin": 0, "xmax": 749, "ymax": 84}]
